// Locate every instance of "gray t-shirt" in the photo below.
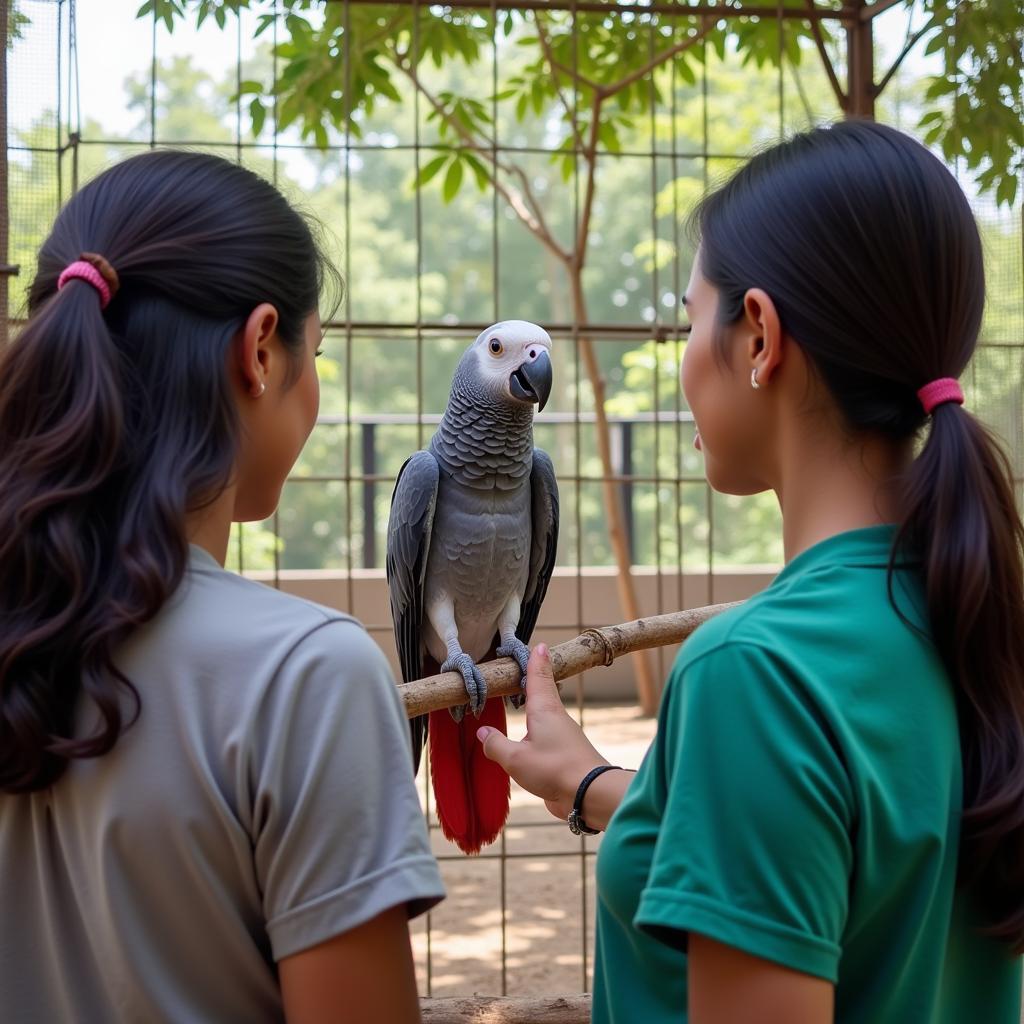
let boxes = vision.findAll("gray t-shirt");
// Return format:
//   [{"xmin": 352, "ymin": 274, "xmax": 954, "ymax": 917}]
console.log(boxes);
[{"xmin": 0, "ymin": 546, "xmax": 444, "ymax": 1022}]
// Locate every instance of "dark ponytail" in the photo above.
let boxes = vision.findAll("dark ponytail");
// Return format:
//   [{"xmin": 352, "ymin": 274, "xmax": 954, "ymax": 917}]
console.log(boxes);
[
  {"xmin": 693, "ymin": 120, "xmax": 1024, "ymax": 949},
  {"xmin": 0, "ymin": 150, "xmax": 336, "ymax": 792},
  {"xmin": 901, "ymin": 404, "xmax": 1024, "ymax": 943}
]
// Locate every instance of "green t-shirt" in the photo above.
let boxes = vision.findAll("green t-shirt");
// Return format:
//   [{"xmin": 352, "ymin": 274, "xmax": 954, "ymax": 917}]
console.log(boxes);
[{"xmin": 593, "ymin": 526, "xmax": 1020, "ymax": 1023}]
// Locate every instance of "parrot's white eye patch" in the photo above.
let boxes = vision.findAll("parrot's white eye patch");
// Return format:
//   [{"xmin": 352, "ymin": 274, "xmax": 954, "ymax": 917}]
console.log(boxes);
[{"xmin": 488, "ymin": 338, "xmax": 504, "ymax": 356}]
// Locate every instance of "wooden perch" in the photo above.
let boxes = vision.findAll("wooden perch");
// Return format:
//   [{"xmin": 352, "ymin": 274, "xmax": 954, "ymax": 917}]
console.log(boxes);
[
  {"xmin": 399, "ymin": 602, "xmax": 740, "ymax": 719},
  {"xmin": 421, "ymin": 994, "xmax": 591, "ymax": 1024}
]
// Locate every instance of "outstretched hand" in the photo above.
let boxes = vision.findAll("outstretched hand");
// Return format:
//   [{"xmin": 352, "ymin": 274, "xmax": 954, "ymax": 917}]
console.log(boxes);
[{"xmin": 477, "ymin": 643, "xmax": 609, "ymax": 822}]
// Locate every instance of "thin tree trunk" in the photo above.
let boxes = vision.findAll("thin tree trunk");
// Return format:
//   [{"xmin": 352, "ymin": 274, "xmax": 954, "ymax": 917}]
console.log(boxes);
[{"xmin": 569, "ymin": 268, "xmax": 661, "ymax": 715}]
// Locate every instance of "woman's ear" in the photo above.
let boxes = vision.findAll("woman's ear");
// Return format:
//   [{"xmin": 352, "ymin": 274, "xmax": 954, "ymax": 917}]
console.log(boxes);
[
  {"xmin": 742, "ymin": 288, "xmax": 784, "ymax": 386},
  {"xmin": 237, "ymin": 303, "xmax": 280, "ymax": 398}
]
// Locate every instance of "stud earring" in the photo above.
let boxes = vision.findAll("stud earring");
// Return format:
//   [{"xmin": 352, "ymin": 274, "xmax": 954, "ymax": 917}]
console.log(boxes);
[
  {"xmin": 751, "ymin": 368, "xmax": 760, "ymax": 390},
  {"xmin": 253, "ymin": 381, "xmax": 265, "ymax": 397}
]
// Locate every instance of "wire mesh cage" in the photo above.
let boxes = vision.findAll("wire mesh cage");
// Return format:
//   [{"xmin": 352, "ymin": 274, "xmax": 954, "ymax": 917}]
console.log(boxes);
[{"xmin": 4, "ymin": 0, "xmax": 1023, "ymax": 1007}]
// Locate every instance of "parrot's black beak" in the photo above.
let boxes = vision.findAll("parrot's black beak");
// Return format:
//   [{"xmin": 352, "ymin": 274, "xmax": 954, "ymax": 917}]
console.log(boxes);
[{"xmin": 509, "ymin": 348, "xmax": 553, "ymax": 412}]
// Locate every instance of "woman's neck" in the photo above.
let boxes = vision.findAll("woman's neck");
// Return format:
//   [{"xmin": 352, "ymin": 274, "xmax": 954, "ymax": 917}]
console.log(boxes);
[
  {"xmin": 775, "ymin": 424, "xmax": 911, "ymax": 563},
  {"xmin": 185, "ymin": 487, "xmax": 236, "ymax": 566}
]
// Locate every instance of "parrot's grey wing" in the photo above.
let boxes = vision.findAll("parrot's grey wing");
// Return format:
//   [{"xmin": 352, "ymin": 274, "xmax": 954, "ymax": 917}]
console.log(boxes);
[
  {"xmin": 386, "ymin": 450, "xmax": 439, "ymax": 769},
  {"xmin": 516, "ymin": 448, "xmax": 559, "ymax": 644}
]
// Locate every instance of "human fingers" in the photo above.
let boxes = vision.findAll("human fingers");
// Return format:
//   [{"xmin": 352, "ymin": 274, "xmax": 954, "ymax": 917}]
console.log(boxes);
[
  {"xmin": 523, "ymin": 643, "xmax": 564, "ymax": 713},
  {"xmin": 477, "ymin": 726, "xmax": 561, "ymax": 804},
  {"xmin": 476, "ymin": 725, "xmax": 518, "ymax": 772}
]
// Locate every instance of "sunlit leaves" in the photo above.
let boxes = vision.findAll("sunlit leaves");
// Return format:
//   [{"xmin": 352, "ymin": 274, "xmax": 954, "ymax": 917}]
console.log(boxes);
[
  {"xmin": 915, "ymin": 0, "xmax": 1023, "ymax": 209},
  {"xmin": 426, "ymin": 91, "xmax": 494, "ymax": 141},
  {"xmin": 415, "ymin": 150, "xmax": 490, "ymax": 201},
  {"xmin": 138, "ymin": 0, "xmax": 1022, "ymax": 207},
  {"xmin": 8, "ymin": 1, "xmax": 33, "ymax": 47}
]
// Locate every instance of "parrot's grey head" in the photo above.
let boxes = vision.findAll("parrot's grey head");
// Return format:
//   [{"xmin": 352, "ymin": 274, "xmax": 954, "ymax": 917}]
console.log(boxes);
[{"xmin": 462, "ymin": 320, "xmax": 553, "ymax": 412}]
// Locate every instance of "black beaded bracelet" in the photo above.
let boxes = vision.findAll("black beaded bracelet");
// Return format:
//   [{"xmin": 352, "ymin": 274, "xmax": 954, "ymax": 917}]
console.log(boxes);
[{"xmin": 567, "ymin": 764, "xmax": 622, "ymax": 836}]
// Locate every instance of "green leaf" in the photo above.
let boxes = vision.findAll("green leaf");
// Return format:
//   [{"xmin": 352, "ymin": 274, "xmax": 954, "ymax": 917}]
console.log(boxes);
[
  {"xmin": 676, "ymin": 56, "xmax": 696, "ymax": 86},
  {"xmin": 530, "ymin": 78, "xmax": 546, "ymax": 116},
  {"xmin": 560, "ymin": 152, "xmax": 575, "ymax": 183},
  {"xmin": 924, "ymin": 76, "xmax": 955, "ymax": 101},
  {"xmin": 250, "ymin": 96, "xmax": 266, "ymax": 137},
  {"xmin": 463, "ymin": 152, "xmax": 491, "ymax": 191},
  {"xmin": 443, "ymin": 157, "xmax": 464, "ymax": 203},
  {"xmin": 415, "ymin": 154, "xmax": 449, "ymax": 187},
  {"xmin": 598, "ymin": 119, "xmax": 621, "ymax": 153},
  {"xmin": 285, "ymin": 13, "xmax": 311, "ymax": 39},
  {"xmin": 995, "ymin": 173, "xmax": 1018, "ymax": 208}
]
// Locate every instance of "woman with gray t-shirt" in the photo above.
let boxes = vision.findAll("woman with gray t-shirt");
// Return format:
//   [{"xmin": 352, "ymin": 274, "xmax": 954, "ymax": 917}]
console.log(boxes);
[{"xmin": 0, "ymin": 150, "xmax": 444, "ymax": 1023}]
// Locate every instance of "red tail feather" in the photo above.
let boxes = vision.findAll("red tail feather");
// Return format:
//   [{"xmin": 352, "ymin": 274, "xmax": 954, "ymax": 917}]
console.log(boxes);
[{"xmin": 429, "ymin": 698, "xmax": 510, "ymax": 855}]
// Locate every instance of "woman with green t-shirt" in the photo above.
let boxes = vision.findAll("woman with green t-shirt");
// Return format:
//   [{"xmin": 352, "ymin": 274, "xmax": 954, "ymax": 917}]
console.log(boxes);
[{"xmin": 478, "ymin": 120, "xmax": 1024, "ymax": 1022}]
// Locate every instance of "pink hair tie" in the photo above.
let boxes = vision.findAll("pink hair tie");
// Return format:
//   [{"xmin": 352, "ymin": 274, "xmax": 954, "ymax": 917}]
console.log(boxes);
[
  {"xmin": 57, "ymin": 260, "xmax": 113, "ymax": 309},
  {"xmin": 917, "ymin": 377, "xmax": 964, "ymax": 416}
]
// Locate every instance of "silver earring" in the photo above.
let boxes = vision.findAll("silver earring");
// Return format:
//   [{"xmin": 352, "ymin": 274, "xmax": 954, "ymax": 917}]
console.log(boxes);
[{"xmin": 751, "ymin": 368, "xmax": 760, "ymax": 390}]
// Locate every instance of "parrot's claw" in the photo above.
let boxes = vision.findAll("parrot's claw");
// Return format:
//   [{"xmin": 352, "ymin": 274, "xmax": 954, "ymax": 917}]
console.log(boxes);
[
  {"xmin": 441, "ymin": 653, "xmax": 487, "ymax": 719},
  {"xmin": 497, "ymin": 637, "xmax": 531, "ymax": 709}
]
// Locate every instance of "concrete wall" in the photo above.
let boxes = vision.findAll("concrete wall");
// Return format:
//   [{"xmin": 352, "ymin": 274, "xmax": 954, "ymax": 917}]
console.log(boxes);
[{"xmin": 243, "ymin": 566, "xmax": 778, "ymax": 702}]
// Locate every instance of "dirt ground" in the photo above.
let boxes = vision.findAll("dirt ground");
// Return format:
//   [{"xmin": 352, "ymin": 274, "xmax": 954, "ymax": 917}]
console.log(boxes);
[{"xmin": 411, "ymin": 704, "xmax": 657, "ymax": 999}]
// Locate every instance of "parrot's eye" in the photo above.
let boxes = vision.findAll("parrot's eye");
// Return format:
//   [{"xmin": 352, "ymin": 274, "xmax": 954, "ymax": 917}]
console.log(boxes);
[{"xmin": 489, "ymin": 339, "xmax": 503, "ymax": 356}]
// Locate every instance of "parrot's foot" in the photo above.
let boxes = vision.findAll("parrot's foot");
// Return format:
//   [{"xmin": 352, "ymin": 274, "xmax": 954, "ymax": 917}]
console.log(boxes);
[
  {"xmin": 497, "ymin": 637, "xmax": 531, "ymax": 710},
  {"xmin": 441, "ymin": 652, "xmax": 487, "ymax": 718}
]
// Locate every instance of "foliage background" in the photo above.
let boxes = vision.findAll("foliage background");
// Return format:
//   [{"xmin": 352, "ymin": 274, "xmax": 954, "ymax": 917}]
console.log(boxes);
[{"xmin": 6, "ymin": 0, "xmax": 1023, "ymax": 578}]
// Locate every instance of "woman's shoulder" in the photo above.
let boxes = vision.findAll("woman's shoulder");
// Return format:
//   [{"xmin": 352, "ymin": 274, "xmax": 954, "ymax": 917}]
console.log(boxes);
[
  {"xmin": 665, "ymin": 551, "xmax": 951, "ymax": 747},
  {"xmin": 182, "ymin": 547, "xmax": 364, "ymax": 640},
  {"xmin": 122, "ymin": 549, "xmax": 390, "ymax": 704},
  {"xmin": 679, "ymin": 540, "xmax": 931, "ymax": 678},
  {"xmin": 673, "ymin": 591, "xmax": 780, "ymax": 671}
]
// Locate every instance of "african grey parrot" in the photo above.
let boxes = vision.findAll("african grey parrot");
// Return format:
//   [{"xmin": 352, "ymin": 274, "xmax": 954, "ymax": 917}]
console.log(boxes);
[{"xmin": 386, "ymin": 321, "xmax": 559, "ymax": 854}]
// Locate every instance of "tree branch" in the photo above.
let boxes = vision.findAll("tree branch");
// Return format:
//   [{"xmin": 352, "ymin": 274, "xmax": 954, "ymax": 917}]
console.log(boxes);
[
  {"xmin": 398, "ymin": 602, "xmax": 739, "ymax": 718},
  {"xmin": 575, "ymin": 94, "xmax": 601, "ymax": 264},
  {"xmin": 392, "ymin": 50, "xmax": 570, "ymax": 262},
  {"xmin": 533, "ymin": 11, "xmax": 602, "ymax": 94},
  {"xmin": 535, "ymin": 12, "xmax": 587, "ymax": 154},
  {"xmin": 507, "ymin": 163, "xmax": 563, "ymax": 248},
  {"xmin": 875, "ymin": 22, "xmax": 933, "ymax": 97},
  {"xmin": 804, "ymin": 0, "xmax": 847, "ymax": 111},
  {"xmin": 598, "ymin": 17, "xmax": 717, "ymax": 100}
]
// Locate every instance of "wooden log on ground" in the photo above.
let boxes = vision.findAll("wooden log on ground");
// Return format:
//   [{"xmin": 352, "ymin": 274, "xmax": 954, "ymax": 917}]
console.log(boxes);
[
  {"xmin": 399, "ymin": 602, "xmax": 740, "ymax": 718},
  {"xmin": 420, "ymin": 994, "xmax": 591, "ymax": 1023}
]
